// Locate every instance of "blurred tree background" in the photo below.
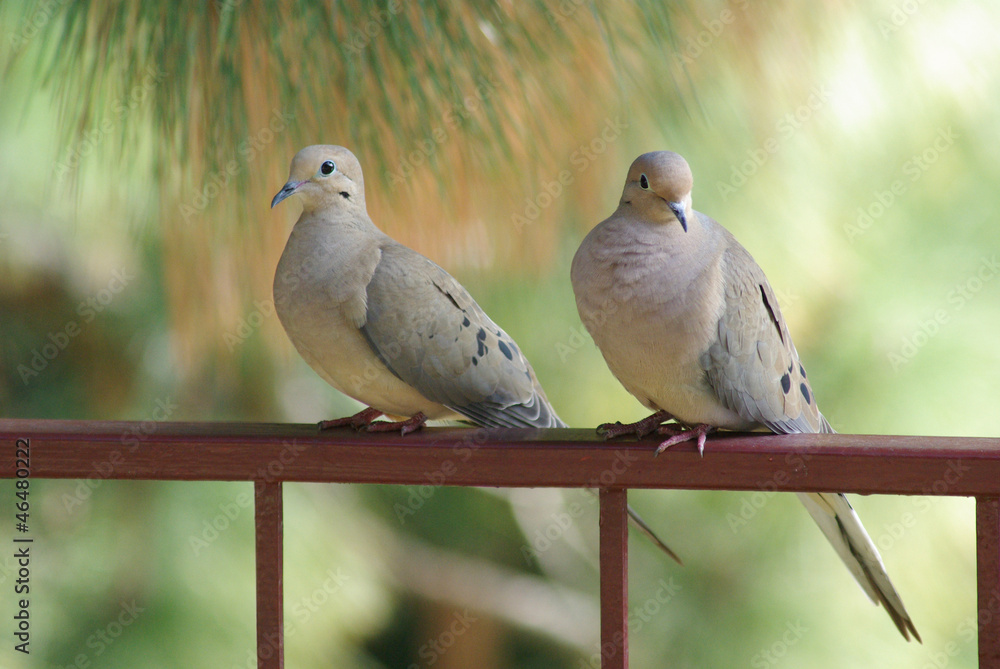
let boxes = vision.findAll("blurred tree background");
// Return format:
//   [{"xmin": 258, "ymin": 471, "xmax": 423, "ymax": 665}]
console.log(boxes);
[{"xmin": 0, "ymin": 0, "xmax": 997, "ymax": 667}]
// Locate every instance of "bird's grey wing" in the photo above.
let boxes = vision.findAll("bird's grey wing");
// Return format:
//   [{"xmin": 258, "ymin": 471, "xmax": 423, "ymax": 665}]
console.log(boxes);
[
  {"xmin": 359, "ymin": 244, "xmax": 565, "ymax": 428},
  {"xmin": 700, "ymin": 228, "xmax": 831, "ymax": 435}
]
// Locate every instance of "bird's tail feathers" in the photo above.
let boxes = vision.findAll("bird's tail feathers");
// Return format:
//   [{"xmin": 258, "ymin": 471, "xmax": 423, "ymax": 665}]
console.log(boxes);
[{"xmin": 797, "ymin": 492, "xmax": 920, "ymax": 642}]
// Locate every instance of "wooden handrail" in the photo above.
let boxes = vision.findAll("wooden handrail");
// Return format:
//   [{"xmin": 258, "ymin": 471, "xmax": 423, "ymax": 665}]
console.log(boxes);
[
  {"xmin": 3, "ymin": 419, "xmax": 1000, "ymax": 668},
  {"xmin": 3, "ymin": 420, "xmax": 999, "ymax": 493}
]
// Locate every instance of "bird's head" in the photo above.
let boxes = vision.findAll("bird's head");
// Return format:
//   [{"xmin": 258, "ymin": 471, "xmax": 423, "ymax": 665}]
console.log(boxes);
[
  {"xmin": 271, "ymin": 145, "xmax": 366, "ymax": 214},
  {"xmin": 621, "ymin": 151, "xmax": 694, "ymax": 232}
]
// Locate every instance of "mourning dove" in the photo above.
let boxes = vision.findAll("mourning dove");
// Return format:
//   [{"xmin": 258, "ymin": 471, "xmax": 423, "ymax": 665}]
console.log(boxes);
[
  {"xmin": 570, "ymin": 151, "xmax": 919, "ymax": 641},
  {"xmin": 271, "ymin": 145, "xmax": 565, "ymax": 433},
  {"xmin": 271, "ymin": 145, "xmax": 681, "ymax": 563}
]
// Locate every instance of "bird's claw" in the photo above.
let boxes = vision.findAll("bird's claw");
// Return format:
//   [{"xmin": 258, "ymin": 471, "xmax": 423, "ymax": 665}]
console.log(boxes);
[
  {"xmin": 319, "ymin": 406, "xmax": 384, "ymax": 431},
  {"xmin": 363, "ymin": 411, "xmax": 428, "ymax": 436},
  {"xmin": 654, "ymin": 423, "xmax": 713, "ymax": 457},
  {"xmin": 597, "ymin": 410, "xmax": 675, "ymax": 440}
]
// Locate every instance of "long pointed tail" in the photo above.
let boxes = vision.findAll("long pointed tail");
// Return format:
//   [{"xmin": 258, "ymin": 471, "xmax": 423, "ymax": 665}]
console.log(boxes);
[
  {"xmin": 627, "ymin": 504, "xmax": 683, "ymax": 565},
  {"xmin": 797, "ymin": 492, "xmax": 920, "ymax": 642}
]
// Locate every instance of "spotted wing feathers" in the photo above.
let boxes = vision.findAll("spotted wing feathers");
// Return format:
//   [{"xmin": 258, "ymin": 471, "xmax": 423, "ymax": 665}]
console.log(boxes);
[
  {"xmin": 360, "ymin": 244, "xmax": 566, "ymax": 428},
  {"xmin": 700, "ymin": 231, "xmax": 830, "ymax": 435}
]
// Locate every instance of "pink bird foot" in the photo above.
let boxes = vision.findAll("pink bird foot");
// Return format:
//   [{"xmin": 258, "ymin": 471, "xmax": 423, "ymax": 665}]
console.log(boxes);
[
  {"xmin": 364, "ymin": 412, "xmax": 428, "ymax": 436},
  {"xmin": 655, "ymin": 423, "xmax": 714, "ymax": 457}
]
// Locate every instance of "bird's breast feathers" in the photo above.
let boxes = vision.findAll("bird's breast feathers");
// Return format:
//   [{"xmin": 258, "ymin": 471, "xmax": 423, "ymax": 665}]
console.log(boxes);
[{"xmin": 574, "ymin": 223, "xmax": 739, "ymax": 425}]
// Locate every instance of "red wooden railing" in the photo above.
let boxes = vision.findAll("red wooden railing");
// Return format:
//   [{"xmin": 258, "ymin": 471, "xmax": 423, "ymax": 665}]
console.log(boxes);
[{"xmin": 3, "ymin": 419, "xmax": 1000, "ymax": 667}]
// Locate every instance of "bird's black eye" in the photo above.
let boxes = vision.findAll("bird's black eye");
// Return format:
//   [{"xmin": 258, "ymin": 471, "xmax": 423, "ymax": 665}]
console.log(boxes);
[
  {"xmin": 320, "ymin": 160, "xmax": 336, "ymax": 176},
  {"xmin": 639, "ymin": 174, "xmax": 649, "ymax": 190}
]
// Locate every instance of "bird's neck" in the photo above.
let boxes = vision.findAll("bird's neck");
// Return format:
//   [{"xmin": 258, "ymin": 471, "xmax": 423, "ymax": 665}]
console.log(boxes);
[{"xmin": 293, "ymin": 206, "xmax": 386, "ymax": 240}]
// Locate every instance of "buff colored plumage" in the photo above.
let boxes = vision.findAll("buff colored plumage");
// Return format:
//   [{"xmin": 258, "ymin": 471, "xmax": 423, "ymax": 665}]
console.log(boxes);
[
  {"xmin": 272, "ymin": 145, "xmax": 564, "ymax": 432},
  {"xmin": 571, "ymin": 150, "xmax": 919, "ymax": 641}
]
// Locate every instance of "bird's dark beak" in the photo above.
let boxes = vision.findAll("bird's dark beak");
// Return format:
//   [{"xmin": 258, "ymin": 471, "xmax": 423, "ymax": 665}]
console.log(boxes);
[
  {"xmin": 668, "ymin": 202, "xmax": 688, "ymax": 232},
  {"xmin": 271, "ymin": 180, "xmax": 305, "ymax": 208}
]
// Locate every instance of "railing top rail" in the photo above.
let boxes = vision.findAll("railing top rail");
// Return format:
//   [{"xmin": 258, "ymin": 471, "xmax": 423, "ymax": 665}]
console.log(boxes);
[{"xmin": 3, "ymin": 419, "xmax": 999, "ymax": 495}]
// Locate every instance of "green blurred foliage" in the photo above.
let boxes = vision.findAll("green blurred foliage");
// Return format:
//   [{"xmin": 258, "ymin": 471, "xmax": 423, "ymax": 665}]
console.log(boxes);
[{"xmin": 1, "ymin": 0, "xmax": 997, "ymax": 667}]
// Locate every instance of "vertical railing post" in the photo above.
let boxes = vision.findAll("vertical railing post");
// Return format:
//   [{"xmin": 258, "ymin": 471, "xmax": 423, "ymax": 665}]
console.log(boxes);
[
  {"xmin": 599, "ymin": 488, "xmax": 629, "ymax": 669},
  {"xmin": 977, "ymin": 495, "xmax": 1000, "ymax": 668},
  {"xmin": 255, "ymin": 480, "xmax": 284, "ymax": 669}
]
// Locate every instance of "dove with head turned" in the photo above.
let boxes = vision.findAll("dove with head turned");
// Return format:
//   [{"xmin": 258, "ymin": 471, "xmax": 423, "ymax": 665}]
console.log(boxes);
[
  {"xmin": 570, "ymin": 150, "xmax": 919, "ymax": 641},
  {"xmin": 271, "ymin": 145, "xmax": 566, "ymax": 433}
]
